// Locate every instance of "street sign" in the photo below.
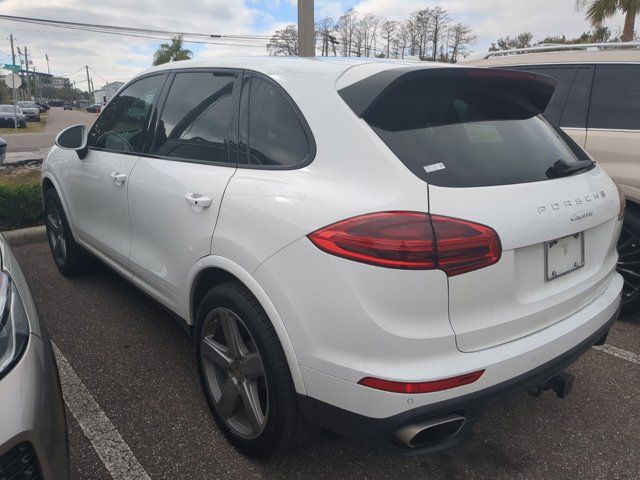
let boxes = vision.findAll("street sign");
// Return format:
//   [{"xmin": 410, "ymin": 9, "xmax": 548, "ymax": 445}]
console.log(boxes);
[
  {"xmin": 3, "ymin": 64, "xmax": 20, "ymax": 71},
  {"xmin": 3, "ymin": 73, "xmax": 20, "ymax": 89}
]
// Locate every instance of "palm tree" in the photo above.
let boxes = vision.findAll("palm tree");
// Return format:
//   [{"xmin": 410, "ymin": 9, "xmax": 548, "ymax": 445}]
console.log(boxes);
[
  {"xmin": 152, "ymin": 35, "xmax": 193, "ymax": 66},
  {"xmin": 577, "ymin": 0, "xmax": 640, "ymax": 42}
]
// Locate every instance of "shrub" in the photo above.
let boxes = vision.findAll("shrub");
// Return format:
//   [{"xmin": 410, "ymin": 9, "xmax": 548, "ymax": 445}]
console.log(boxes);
[{"xmin": 0, "ymin": 182, "xmax": 43, "ymax": 230}]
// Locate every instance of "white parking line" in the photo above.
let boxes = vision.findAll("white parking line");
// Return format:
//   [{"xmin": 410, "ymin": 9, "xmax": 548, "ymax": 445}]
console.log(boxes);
[
  {"xmin": 594, "ymin": 344, "xmax": 640, "ymax": 365},
  {"xmin": 52, "ymin": 343, "xmax": 152, "ymax": 480}
]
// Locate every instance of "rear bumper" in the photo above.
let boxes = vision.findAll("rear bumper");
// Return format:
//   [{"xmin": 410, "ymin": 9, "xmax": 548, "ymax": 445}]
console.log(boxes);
[{"xmin": 299, "ymin": 302, "xmax": 619, "ymax": 456}]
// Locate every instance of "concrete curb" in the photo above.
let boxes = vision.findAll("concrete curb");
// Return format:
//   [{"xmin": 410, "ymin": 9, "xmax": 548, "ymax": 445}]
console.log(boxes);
[{"xmin": 1, "ymin": 225, "xmax": 47, "ymax": 246}]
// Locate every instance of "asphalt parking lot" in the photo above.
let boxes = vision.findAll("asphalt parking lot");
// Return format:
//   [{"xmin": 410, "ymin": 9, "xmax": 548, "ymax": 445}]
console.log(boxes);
[{"xmin": 10, "ymin": 241, "xmax": 640, "ymax": 480}]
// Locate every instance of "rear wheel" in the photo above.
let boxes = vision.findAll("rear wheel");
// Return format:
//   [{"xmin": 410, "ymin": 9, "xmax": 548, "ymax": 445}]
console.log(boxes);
[
  {"xmin": 617, "ymin": 208, "xmax": 640, "ymax": 314},
  {"xmin": 44, "ymin": 188, "xmax": 95, "ymax": 276},
  {"xmin": 195, "ymin": 282, "xmax": 315, "ymax": 458}
]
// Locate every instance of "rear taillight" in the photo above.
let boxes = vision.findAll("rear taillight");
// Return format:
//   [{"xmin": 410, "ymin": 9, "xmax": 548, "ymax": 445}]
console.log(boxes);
[{"xmin": 307, "ymin": 212, "xmax": 501, "ymax": 276}]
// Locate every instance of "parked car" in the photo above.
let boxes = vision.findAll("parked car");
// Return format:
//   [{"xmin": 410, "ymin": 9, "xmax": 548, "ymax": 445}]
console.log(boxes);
[
  {"xmin": 63, "ymin": 103, "xmax": 72, "ymax": 111},
  {"xmin": 464, "ymin": 42, "xmax": 640, "ymax": 312},
  {"xmin": 16, "ymin": 101, "xmax": 41, "ymax": 122},
  {"xmin": 0, "ymin": 137, "xmax": 6, "ymax": 164},
  {"xmin": 86, "ymin": 103, "xmax": 101, "ymax": 113},
  {"xmin": 36, "ymin": 102, "xmax": 50, "ymax": 113},
  {"xmin": 0, "ymin": 235, "xmax": 70, "ymax": 479},
  {"xmin": 0, "ymin": 105, "xmax": 26, "ymax": 128},
  {"xmin": 42, "ymin": 58, "xmax": 623, "ymax": 458}
]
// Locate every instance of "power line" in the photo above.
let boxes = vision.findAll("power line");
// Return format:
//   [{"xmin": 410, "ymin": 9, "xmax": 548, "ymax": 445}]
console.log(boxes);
[{"xmin": 0, "ymin": 14, "xmax": 273, "ymax": 47}]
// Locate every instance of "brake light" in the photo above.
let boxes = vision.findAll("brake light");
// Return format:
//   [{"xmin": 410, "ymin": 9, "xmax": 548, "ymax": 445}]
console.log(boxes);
[
  {"xmin": 358, "ymin": 370, "xmax": 485, "ymax": 394},
  {"xmin": 307, "ymin": 212, "xmax": 501, "ymax": 276}
]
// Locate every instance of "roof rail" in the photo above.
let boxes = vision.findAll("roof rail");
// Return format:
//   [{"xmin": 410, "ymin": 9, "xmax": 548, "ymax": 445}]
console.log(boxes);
[{"xmin": 482, "ymin": 41, "xmax": 640, "ymax": 59}]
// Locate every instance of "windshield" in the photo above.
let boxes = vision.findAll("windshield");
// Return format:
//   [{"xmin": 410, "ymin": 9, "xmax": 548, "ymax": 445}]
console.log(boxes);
[
  {"xmin": 349, "ymin": 70, "xmax": 590, "ymax": 187},
  {"xmin": 17, "ymin": 101, "xmax": 37, "ymax": 108},
  {"xmin": 0, "ymin": 106, "xmax": 14, "ymax": 113}
]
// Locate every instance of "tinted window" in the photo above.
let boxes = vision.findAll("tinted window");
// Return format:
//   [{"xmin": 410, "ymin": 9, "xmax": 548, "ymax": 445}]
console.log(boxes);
[
  {"xmin": 589, "ymin": 64, "xmax": 640, "ymax": 130},
  {"xmin": 512, "ymin": 67, "xmax": 575, "ymax": 125},
  {"xmin": 362, "ymin": 74, "xmax": 588, "ymax": 187},
  {"xmin": 561, "ymin": 67, "xmax": 593, "ymax": 128},
  {"xmin": 152, "ymin": 72, "xmax": 235, "ymax": 163},
  {"xmin": 88, "ymin": 75, "xmax": 164, "ymax": 153},
  {"xmin": 244, "ymin": 77, "xmax": 309, "ymax": 167}
]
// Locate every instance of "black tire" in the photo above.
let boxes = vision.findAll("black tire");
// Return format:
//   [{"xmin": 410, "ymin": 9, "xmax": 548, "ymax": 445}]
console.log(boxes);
[
  {"xmin": 195, "ymin": 281, "xmax": 316, "ymax": 458},
  {"xmin": 43, "ymin": 188, "xmax": 95, "ymax": 276},
  {"xmin": 617, "ymin": 207, "xmax": 640, "ymax": 315}
]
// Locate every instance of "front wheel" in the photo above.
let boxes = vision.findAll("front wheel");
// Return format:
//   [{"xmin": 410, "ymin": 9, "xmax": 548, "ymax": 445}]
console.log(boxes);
[
  {"xmin": 617, "ymin": 208, "xmax": 640, "ymax": 314},
  {"xmin": 195, "ymin": 282, "xmax": 316, "ymax": 458}
]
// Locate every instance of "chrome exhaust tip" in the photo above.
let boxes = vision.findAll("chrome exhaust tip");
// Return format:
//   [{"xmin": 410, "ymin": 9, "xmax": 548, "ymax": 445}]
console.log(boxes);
[{"xmin": 394, "ymin": 413, "xmax": 466, "ymax": 448}]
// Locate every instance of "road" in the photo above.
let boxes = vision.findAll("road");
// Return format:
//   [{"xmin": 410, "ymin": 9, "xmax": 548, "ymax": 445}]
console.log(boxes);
[
  {"xmin": 10, "ymin": 242, "xmax": 640, "ymax": 480},
  {"xmin": 2, "ymin": 107, "xmax": 96, "ymax": 153}
]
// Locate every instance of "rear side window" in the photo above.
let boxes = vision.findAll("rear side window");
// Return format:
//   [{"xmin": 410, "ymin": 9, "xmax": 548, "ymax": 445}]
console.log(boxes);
[
  {"xmin": 88, "ymin": 74, "xmax": 164, "ymax": 153},
  {"xmin": 240, "ymin": 76, "xmax": 310, "ymax": 167},
  {"xmin": 589, "ymin": 64, "xmax": 640, "ymax": 130},
  {"xmin": 512, "ymin": 67, "xmax": 575, "ymax": 125},
  {"xmin": 152, "ymin": 71, "xmax": 236, "ymax": 163},
  {"xmin": 510, "ymin": 65, "xmax": 593, "ymax": 128},
  {"xmin": 357, "ymin": 72, "xmax": 588, "ymax": 187}
]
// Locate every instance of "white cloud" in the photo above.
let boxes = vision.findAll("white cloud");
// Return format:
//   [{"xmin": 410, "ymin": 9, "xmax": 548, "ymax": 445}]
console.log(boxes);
[{"xmin": 0, "ymin": 0, "xmax": 279, "ymax": 85}]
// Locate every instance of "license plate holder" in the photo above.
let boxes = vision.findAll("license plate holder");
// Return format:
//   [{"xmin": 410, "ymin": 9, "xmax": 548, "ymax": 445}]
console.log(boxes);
[{"xmin": 544, "ymin": 232, "xmax": 585, "ymax": 282}]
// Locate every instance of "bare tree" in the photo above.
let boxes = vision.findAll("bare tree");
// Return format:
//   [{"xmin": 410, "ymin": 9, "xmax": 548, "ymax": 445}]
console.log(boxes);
[
  {"xmin": 430, "ymin": 7, "xmax": 451, "ymax": 61},
  {"xmin": 316, "ymin": 17, "xmax": 335, "ymax": 56},
  {"xmin": 360, "ymin": 13, "xmax": 383, "ymax": 57},
  {"xmin": 448, "ymin": 23, "xmax": 477, "ymax": 62},
  {"xmin": 337, "ymin": 8, "xmax": 358, "ymax": 56},
  {"xmin": 267, "ymin": 25, "xmax": 298, "ymax": 55},
  {"xmin": 380, "ymin": 20, "xmax": 399, "ymax": 57}
]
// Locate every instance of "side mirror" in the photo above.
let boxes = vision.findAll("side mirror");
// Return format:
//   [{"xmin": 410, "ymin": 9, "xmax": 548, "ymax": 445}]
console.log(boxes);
[{"xmin": 55, "ymin": 124, "xmax": 88, "ymax": 158}]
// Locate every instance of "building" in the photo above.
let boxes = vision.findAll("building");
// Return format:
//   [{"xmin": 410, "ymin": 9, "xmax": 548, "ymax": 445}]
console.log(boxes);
[
  {"xmin": 94, "ymin": 81, "xmax": 124, "ymax": 104},
  {"xmin": 50, "ymin": 77, "xmax": 71, "ymax": 89}
]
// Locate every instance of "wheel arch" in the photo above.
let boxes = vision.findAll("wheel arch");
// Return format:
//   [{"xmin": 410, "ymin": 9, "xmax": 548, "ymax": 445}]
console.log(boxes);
[
  {"xmin": 41, "ymin": 172, "xmax": 77, "ymax": 237},
  {"xmin": 188, "ymin": 255, "xmax": 306, "ymax": 394}
]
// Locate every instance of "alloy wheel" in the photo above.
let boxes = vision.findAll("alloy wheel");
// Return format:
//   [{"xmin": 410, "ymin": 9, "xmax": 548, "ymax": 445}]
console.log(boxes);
[
  {"xmin": 200, "ymin": 308, "xmax": 268, "ymax": 440},
  {"xmin": 45, "ymin": 199, "xmax": 67, "ymax": 263},
  {"xmin": 617, "ymin": 224, "xmax": 640, "ymax": 306}
]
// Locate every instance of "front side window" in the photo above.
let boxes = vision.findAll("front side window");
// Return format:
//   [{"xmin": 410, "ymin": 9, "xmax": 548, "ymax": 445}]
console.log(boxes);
[
  {"xmin": 241, "ymin": 76, "xmax": 310, "ymax": 167},
  {"xmin": 152, "ymin": 71, "xmax": 236, "ymax": 163},
  {"xmin": 87, "ymin": 74, "xmax": 165, "ymax": 153},
  {"xmin": 589, "ymin": 64, "xmax": 640, "ymax": 130}
]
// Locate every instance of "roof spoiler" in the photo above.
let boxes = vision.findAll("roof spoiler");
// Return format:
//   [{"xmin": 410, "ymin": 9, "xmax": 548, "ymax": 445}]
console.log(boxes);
[{"xmin": 339, "ymin": 67, "xmax": 557, "ymax": 117}]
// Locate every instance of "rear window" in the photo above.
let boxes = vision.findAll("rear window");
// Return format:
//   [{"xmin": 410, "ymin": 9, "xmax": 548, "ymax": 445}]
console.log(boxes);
[{"xmin": 354, "ymin": 70, "xmax": 589, "ymax": 187}]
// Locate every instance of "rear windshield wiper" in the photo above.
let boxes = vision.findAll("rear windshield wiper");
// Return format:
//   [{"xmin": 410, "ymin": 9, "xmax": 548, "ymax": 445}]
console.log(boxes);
[{"xmin": 545, "ymin": 159, "xmax": 595, "ymax": 179}]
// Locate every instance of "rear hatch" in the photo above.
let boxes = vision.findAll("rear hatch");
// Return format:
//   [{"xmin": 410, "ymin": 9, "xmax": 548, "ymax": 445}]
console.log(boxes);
[{"xmin": 340, "ymin": 66, "xmax": 621, "ymax": 352}]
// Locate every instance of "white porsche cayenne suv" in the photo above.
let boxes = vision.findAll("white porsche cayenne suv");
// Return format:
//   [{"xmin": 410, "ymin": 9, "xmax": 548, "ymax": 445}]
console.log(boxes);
[{"xmin": 42, "ymin": 58, "xmax": 623, "ymax": 458}]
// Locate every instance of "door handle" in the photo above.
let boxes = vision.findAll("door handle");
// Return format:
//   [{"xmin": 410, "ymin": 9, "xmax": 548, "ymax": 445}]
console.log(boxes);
[
  {"xmin": 185, "ymin": 192, "xmax": 213, "ymax": 210},
  {"xmin": 110, "ymin": 172, "xmax": 127, "ymax": 186}
]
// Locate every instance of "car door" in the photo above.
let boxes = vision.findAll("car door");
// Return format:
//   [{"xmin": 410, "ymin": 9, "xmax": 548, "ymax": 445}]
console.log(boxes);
[
  {"xmin": 510, "ymin": 65, "xmax": 593, "ymax": 147},
  {"xmin": 585, "ymin": 64, "xmax": 640, "ymax": 194},
  {"xmin": 63, "ymin": 74, "xmax": 166, "ymax": 274},
  {"xmin": 127, "ymin": 69, "xmax": 241, "ymax": 316}
]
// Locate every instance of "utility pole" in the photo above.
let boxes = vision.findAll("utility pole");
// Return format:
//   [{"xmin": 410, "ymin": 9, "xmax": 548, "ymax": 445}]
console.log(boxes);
[
  {"xmin": 45, "ymin": 54, "xmax": 50, "ymax": 74},
  {"xmin": 85, "ymin": 65, "xmax": 92, "ymax": 94},
  {"xmin": 24, "ymin": 46, "xmax": 30, "ymax": 98},
  {"xmin": 8, "ymin": 34, "xmax": 18, "ymax": 128},
  {"xmin": 297, "ymin": 0, "xmax": 314, "ymax": 57}
]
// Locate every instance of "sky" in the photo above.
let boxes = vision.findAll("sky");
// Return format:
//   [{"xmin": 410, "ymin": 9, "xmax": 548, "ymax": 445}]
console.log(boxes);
[{"xmin": 0, "ymin": 0, "xmax": 627, "ymax": 88}]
